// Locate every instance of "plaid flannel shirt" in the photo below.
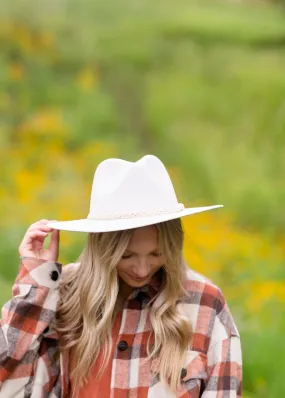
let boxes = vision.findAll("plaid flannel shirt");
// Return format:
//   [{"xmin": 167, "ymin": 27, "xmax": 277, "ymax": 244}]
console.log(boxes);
[{"xmin": 0, "ymin": 257, "xmax": 242, "ymax": 397}]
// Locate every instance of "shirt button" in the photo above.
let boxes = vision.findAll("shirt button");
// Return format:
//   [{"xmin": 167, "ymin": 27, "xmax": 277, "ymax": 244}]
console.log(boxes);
[
  {"xmin": 50, "ymin": 270, "xmax": 59, "ymax": 281},
  {"xmin": 181, "ymin": 368, "xmax": 187, "ymax": 379},
  {"xmin": 118, "ymin": 340, "xmax": 128, "ymax": 351}
]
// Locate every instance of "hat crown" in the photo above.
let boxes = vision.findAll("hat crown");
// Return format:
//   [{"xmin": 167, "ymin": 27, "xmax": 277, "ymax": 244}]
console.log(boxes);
[
  {"xmin": 88, "ymin": 155, "xmax": 182, "ymax": 219},
  {"xmin": 46, "ymin": 154, "xmax": 223, "ymax": 232}
]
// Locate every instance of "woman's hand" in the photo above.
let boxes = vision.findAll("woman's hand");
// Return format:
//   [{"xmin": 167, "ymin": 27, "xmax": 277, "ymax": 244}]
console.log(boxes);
[{"xmin": 19, "ymin": 219, "xmax": 60, "ymax": 262}]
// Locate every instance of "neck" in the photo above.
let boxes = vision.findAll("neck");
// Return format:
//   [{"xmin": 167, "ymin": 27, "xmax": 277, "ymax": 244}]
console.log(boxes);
[{"xmin": 118, "ymin": 279, "xmax": 134, "ymax": 301}]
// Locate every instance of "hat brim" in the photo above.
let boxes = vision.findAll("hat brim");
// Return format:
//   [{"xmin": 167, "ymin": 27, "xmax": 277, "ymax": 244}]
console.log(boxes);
[{"xmin": 46, "ymin": 205, "xmax": 223, "ymax": 233}]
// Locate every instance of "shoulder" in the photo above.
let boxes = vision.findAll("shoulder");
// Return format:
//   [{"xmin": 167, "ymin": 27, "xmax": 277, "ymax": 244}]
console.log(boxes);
[
  {"xmin": 178, "ymin": 267, "xmax": 240, "ymax": 351},
  {"xmin": 182, "ymin": 267, "xmax": 226, "ymax": 307},
  {"xmin": 61, "ymin": 261, "xmax": 81, "ymax": 282}
]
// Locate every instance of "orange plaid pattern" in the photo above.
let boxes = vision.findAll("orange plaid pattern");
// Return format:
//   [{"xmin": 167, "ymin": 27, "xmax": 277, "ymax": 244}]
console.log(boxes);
[{"xmin": 0, "ymin": 257, "xmax": 242, "ymax": 397}]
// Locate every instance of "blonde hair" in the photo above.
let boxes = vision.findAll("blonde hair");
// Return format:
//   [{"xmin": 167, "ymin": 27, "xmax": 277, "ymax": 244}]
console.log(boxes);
[{"xmin": 57, "ymin": 219, "xmax": 193, "ymax": 394}]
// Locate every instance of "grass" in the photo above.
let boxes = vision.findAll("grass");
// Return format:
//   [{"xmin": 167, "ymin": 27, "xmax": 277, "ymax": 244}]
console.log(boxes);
[
  {"xmin": 1, "ymin": 0, "xmax": 285, "ymax": 396},
  {"xmin": 0, "ymin": 277, "xmax": 12, "ymax": 305}
]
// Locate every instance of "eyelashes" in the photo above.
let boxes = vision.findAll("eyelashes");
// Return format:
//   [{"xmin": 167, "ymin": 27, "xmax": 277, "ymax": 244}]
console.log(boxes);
[{"xmin": 122, "ymin": 253, "xmax": 162, "ymax": 260}]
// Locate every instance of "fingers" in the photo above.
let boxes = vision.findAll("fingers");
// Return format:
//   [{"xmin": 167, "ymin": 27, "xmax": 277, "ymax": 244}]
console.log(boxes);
[
  {"xmin": 28, "ymin": 220, "xmax": 58, "ymax": 232},
  {"xmin": 30, "ymin": 219, "xmax": 50, "ymax": 226},
  {"xmin": 48, "ymin": 229, "xmax": 60, "ymax": 252},
  {"xmin": 29, "ymin": 220, "xmax": 52, "ymax": 228},
  {"xmin": 19, "ymin": 219, "xmax": 60, "ymax": 258},
  {"xmin": 20, "ymin": 229, "xmax": 47, "ymax": 249},
  {"xmin": 28, "ymin": 230, "xmax": 49, "ymax": 238},
  {"xmin": 23, "ymin": 220, "xmax": 58, "ymax": 244},
  {"xmin": 28, "ymin": 225, "xmax": 53, "ymax": 233}
]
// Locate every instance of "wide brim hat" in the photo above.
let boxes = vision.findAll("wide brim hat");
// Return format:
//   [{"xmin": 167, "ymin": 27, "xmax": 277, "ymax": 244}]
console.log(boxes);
[{"xmin": 47, "ymin": 155, "xmax": 223, "ymax": 233}]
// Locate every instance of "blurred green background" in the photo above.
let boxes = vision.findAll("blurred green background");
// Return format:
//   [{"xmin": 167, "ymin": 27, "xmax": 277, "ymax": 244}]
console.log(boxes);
[{"xmin": 1, "ymin": 0, "xmax": 285, "ymax": 396}]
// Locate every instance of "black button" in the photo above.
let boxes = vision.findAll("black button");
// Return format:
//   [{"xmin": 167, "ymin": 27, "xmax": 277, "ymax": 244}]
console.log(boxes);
[
  {"xmin": 118, "ymin": 340, "xmax": 128, "ymax": 351},
  {"xmin": 181, "ymin": 368, "xmax": 187, "ymax": 379},
  {"xmin": 50, "ymin": 270, "xmax": 59, "ymax": 281}
]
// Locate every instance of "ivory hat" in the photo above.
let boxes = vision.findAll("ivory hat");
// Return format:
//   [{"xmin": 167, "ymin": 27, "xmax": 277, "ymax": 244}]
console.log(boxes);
[{"xmin": 47, "ymin": 155, "xmax": 223, "ymax": 233}]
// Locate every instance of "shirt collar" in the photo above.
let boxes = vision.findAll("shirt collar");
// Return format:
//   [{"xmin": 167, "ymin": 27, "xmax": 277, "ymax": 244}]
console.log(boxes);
[{"xmin": 126, "ymin": 268, "xmax": 163, "ymax": 301}]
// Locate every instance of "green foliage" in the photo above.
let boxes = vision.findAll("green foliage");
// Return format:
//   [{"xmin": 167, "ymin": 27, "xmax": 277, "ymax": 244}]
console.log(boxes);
[
  {"xmin": 1, "ymin": 0, "xmax": 285, "ymax": 232},
  {"xmin": 1, "ymin": 1, "xmax": 285, "ymax": 396}
]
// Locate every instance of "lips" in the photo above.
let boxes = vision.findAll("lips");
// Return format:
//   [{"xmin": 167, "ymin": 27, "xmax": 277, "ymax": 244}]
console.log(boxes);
[{"xmin": 127, "ymin": 273, "xmax": 150, "ymax": 282}]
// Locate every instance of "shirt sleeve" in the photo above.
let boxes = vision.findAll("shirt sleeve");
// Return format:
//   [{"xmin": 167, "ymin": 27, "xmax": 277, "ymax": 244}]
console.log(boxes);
[
  {"xmin": 0, "ymin": 256, "xmax": 62, "ymax": 383},
  {"xmin": 201, "ymin": 289, "xmax": 243, "ymax": 397},
  {"xmin": 202, "ymin": 335, "xmax": 242, "ymax": 397}
]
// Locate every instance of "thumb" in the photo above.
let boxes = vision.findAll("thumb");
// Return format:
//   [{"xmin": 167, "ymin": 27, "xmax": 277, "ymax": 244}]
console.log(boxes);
[{"xmin": 49, "ymin": 228, "xmax": 60, "ymax": 253}]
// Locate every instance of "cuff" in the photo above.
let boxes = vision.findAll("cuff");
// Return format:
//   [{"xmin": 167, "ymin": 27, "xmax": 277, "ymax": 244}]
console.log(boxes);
[{"xmin": 17, "ymin": 256, "xmax": 63, "ymax": 289}]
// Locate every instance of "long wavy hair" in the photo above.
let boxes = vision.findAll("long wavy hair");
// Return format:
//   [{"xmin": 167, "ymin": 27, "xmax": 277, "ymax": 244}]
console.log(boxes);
[{"xmin": 56, "ymin": 218, "xmax": 193, "ymax": 394}]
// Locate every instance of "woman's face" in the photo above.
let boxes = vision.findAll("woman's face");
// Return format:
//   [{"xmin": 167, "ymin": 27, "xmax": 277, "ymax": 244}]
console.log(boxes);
[{"xmin": 117, "ymin": 225, "xmax": 165, "ymax": 288}]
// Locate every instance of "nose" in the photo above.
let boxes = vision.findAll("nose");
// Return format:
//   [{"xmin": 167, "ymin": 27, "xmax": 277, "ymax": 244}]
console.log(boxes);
[{"xmin": 134, "ymin": 257, "xmax": 150, "ymax": 278}]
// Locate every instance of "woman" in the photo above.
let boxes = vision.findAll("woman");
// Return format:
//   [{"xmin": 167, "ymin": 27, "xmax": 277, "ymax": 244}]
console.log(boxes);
[{"xmin": 0, "ymin": 155, "xmax": 242, "ymax": 397}]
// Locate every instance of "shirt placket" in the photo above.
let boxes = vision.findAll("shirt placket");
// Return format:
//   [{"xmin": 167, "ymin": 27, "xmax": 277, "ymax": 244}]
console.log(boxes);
[{"xmin": 111, "ymin": 290, "xmax": 151, "ymax": 398}]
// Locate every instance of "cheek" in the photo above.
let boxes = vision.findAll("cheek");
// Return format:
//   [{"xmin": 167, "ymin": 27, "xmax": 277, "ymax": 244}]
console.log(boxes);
[
  {"xmin": 116, "ymin": 261, "xmax": 135, "ymax": 277},
  {"xmin": 156, "ymin": 254, "xmax": 166, "ymax": 266},
  {"xmin": 153, "ymin": 257, "xmax": 163, "ymax": 267},
  {"xmin": 116, "ymin": 257, "xmax": 164, "ymax": 278},
  {"xmin": 116, "ymin": 261, "xmax": 128, "ymax": 273},
  {"xmin": 148, "ymin": 255, "xmax": 166, "ymax": 273},
  {"xmin": 117, "ymin": 256, "xmax": 165, "ymax": 268}
]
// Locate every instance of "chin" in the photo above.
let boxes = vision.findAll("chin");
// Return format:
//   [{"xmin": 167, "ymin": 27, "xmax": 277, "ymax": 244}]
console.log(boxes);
[
  {"xmin": 124, "ymin": 277, "xmax": 150, "ymax": 288},
  {"xmin": 130, "ymin": 280, "xmax": 148, "ymax": 287}
]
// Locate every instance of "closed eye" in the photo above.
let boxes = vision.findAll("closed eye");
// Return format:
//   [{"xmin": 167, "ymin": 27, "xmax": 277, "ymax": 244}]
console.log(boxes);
[
  {"xmin": 122, "ymin": 254, "xmax": 132, "ymax": 259},
  {"xmin": 121, "ymin": 252, "xmax": 162, "ymax": 259}
]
